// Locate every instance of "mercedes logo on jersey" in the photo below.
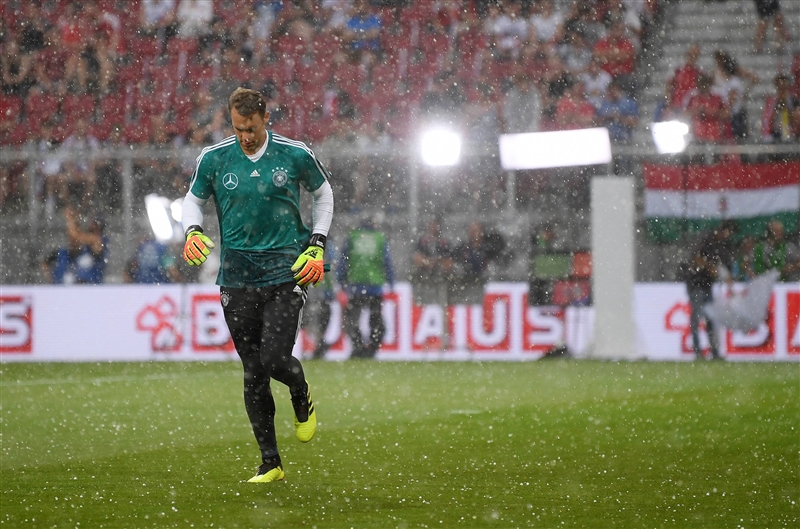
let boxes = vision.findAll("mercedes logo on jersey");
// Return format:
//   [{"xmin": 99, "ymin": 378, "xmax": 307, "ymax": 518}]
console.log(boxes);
[{"xmin": 222, "ymin": 173, "xmax": 238, "ymax": 190}]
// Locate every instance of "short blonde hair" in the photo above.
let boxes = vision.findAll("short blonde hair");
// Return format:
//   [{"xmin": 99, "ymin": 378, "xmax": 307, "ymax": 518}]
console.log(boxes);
[{"xmin": 228, "ymin": 87, "xmax": 267, "ymax": 118}]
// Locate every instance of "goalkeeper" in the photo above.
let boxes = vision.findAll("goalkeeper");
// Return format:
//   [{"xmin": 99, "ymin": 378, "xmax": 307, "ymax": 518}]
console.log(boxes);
[{"xmin": 181, "ymin": 87, "xmax": 334, "ymax": 484}]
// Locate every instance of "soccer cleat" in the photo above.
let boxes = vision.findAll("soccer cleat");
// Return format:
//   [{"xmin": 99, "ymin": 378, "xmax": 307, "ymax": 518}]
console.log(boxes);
[
  {"xmin": 292, "ymin": 382, "xmax": 317, "ymax": 443},
  {"xmin": 247, "ymin": 461, "xmax": 285, "ymax": 483}
]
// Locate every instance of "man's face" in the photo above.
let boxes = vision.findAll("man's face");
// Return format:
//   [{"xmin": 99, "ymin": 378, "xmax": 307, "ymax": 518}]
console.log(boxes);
[{"xmin": 231, "ymin": 108, "xmax": 269, "ymax": 155}]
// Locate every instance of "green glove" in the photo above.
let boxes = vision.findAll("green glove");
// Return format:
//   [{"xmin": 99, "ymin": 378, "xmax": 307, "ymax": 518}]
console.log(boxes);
[{"xmin": 183, "ymin": 226, "xmax": 215, "ymax": 266}]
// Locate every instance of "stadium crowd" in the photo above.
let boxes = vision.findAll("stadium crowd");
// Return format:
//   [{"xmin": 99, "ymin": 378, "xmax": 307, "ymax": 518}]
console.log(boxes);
[
  {"xmin": 2, "ymin": 0, "xmax": 799, "ymax": 290},
  {"xmin": 0, "ymin": 0, "xmax": 662, "ymax": 149}
]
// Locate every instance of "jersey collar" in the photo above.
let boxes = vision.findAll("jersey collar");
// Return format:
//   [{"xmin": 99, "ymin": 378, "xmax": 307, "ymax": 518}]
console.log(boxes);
[{"xmin": 245, "ymin": 129, "xmax": 269, "ymax": 163}]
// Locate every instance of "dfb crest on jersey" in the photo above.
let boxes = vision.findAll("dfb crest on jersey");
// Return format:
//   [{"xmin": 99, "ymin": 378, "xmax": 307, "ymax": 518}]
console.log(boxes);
[
  {"xmin": 220, "ymin": 291, "xmax": 231, "ymax": 307},
  {"xmin": 222, "ymin": 173, "xmax": 238, "ymax": 190},
  {"xmin": 272, "ymin": 168, "xmax": 288, "ymax": 187}
]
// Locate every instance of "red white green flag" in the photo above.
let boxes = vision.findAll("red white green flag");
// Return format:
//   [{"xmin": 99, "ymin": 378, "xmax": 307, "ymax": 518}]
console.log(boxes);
[{"xmin": 644, "ymin": 161, "xmax": 800, "ymax": 242}]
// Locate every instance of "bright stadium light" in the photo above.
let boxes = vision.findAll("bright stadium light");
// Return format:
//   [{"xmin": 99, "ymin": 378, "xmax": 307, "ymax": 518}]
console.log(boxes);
[
  {"xmin": 499, "ymin": 128, "xmax": 612, "ymax": 170},
  {"xmin": 145, "ymin": 194, "xmax": 175, "ymax": 242},
  {"xmin": 170, "ymin": 198, "xmax": 183, "ymax": 223},
  {"xmin": 651, "ymin": 120, "xmax": 690, "ymax": 154},
  {"xmin": 420, "ymin": 127, "xmax": 461, "ymax": 166}
]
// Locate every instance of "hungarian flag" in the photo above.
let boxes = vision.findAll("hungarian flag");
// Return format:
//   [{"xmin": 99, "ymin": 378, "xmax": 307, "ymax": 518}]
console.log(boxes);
[{"xmin": 643, "ymin": 161, "xmax": 800, "ymax": 242}]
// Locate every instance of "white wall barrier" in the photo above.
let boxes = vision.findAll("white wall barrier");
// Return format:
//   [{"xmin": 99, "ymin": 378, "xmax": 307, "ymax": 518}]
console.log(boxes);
[{"xmin": 1, "ymin": 282, "xmax": 798, "ymax": 362}]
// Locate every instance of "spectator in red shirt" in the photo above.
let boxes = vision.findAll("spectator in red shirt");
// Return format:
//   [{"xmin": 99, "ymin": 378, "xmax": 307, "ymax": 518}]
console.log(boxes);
[
  {"xmin": 669, "ymin": 43, "xmax": 701, "ymax": 110},
  {"xmin": 686, "ymin": 73, "xmax": 728, "ymax": 144},
  {"xmin": 555, "ymin": 80, "xmax": 596, "ymax": 131},
  {"xmin": 593, "ymin": 21, "xmax": 637, "ymax": 94}
]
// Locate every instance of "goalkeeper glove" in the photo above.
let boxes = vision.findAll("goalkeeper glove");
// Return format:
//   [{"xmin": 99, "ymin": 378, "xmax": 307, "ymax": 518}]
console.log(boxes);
[
  {"xmin": 183, "ymin": 226, "xmax": 215, "ymax": 266},
  {"xmin": 292, "ymin": 234, "xmax": 326, "ymax": 286}
]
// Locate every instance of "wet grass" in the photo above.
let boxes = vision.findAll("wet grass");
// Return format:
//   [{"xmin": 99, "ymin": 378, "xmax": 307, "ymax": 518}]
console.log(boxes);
[{"xmin": 2, "ymin": 360, "xmax": 797, "ymax": 528}]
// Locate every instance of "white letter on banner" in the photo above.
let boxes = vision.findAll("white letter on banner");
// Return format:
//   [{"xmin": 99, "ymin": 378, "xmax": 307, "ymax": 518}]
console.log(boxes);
[
  {"xmin": 469, "ymin": 299, "xmax": 508, "ymax": 347},
  {"xmin": 382, "ymin": 297, "xmax": 397, "ymax": 345},
  {"xmin": 792, "ymin": 314, "xmax": 800, "ymax": 348},
  {"xmin": 195, "ymin": 301, "xmax": 231, "ymax": 348},
  {"xmin": 527, "ymin": 307, "xmax": 564, "ymax": 346},
  {"xmin": 414, "ymin": 305, "xmax": 444, "ymax": 345}
]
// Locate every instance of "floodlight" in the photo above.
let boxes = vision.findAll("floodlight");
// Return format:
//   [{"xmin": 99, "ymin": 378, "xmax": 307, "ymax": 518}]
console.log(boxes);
[
  {"xmin": 170, "ymin": 198, "xmax": 183, "ymax": 223},
  {"xmin": 651, "ymin": 120, "xmax": 690, "ymax": 154},
  {"xmin": 499, "ymin": 128, "xmax": 612, "ymax": 170},
  {"xmin": 420, "ymin": 127, "xmax": 461, "ymax": 166},
  {"xmin": 145, "ymin": 194, "xmax": 176, "ymax": 242}
]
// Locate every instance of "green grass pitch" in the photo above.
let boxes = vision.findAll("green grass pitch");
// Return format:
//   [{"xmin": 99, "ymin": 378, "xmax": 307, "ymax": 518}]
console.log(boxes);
[{"xmin": 1, "ymin": 360, "xmax": 797, "ymax": 528}]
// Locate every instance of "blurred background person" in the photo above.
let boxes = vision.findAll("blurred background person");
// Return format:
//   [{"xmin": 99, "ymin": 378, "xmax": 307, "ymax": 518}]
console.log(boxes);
[
  {"xmin": 41, "ymin": 206, "xmax": 108, "ymax": 285},
  {"xmin": 123, "ymin": 235, "xmax": 183, "ymax": 284},
  {"xmin": 753, "ymin": 0, "xmax": 791, "ymax": 53},
  {"xmin": 683, "ymin": 221, "xmax": 738, "ymax": 360},
  {"xmin": 337, "ymin": 214, "xmax": 394, "ymax": 360},
  {"xmin": 761, "ymin": 73, "xmax": 800, "ymax": 143}
]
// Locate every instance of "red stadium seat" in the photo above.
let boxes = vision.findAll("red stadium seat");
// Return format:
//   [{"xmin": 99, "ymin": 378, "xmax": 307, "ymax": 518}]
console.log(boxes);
[
  {"xmin": 51, "ymin": 119, "xmax": 74, "ymax": 143},
  {"xmin": 136, "ymin": 92, "xmax": 168, "ymax": 117},
  {"xmin": 166, "ymin": 37, "xmax": 199, "ymax": 58},
  {"xmin": 0, "ymin": 123, "xmax": 27, "ymax": 145},
  {"xmin": 61, "ymin": 94, "xmax": 96, "ymax": 123},
  {"xmin": 123, "ymin": 118, "xmax": 152, "ymax": 144},
  {"xmin": 99, "ymin": 93, "xmax": 134, "ymax": 124},
  {"xmin": 273, "ymin": 34, "xmax": 306, "ymax": 61},
  {"xmin": 0, "ymin": 95, "xmax": 22, "ymax": 123},
  {"xmin": 127, "ymin": 36, "xmax": 162, "ymax": 61},
  {"xmin": 23, "ymin": 93, "xmax": 60, "ymax": 126}
]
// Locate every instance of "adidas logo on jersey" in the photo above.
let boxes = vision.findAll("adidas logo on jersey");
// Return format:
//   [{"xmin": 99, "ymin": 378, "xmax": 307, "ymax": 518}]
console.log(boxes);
[{"xmin": 250, "ymin": 170, "xmax": 260, "ymax": 177}]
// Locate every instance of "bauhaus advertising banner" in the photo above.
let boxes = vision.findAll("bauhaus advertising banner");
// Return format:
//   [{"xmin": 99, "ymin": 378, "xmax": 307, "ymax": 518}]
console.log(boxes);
[{"xmin": 1, "ymin": 283, "xmax": 798, "ymax": 362}]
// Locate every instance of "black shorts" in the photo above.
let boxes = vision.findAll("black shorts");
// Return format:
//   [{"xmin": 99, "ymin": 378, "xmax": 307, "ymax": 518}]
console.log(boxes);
[
  {"xmin": 754, "ymin": 0, "xmax": 780, "ymax": 19},
  {"xmin": 220, "ymin": 282, "xmax": 307, "ymax": 345}
]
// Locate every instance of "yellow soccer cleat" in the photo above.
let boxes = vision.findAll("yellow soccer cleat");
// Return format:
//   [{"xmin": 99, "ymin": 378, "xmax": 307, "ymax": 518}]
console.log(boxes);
[
  {"xmin": 293, "ymin": 383, "xmax": 317, "ymax": 443},
  {"xmin": 247, "ymin": 462, "xmax": 285, "ymax": 483}
]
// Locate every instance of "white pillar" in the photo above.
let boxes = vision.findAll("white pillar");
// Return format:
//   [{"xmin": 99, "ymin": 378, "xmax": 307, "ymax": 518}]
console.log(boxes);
[{"xmin": 590, "ymin": 176, "xmax": 638, "ymax": 360}]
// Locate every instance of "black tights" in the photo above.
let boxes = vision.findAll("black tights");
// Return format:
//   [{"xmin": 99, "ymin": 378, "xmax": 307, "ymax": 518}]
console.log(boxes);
[{"xmin": 222, "ymin": 283, "xmax": 307, "ymax": 462}]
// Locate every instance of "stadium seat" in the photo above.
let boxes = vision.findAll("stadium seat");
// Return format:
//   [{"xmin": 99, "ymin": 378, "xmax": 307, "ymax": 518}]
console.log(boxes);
[
  {"xmin": 126, "ymin": 37, "xmax": 162, "ymax": 61},
  {"xmin": 0, "ymin": 124, "xmax": 27, "ymax": 145},
  {"xmin": 0, "ymin": 95, "xmax": 22, "ymax": 123},
  {"xmin": 135, "ymin": 92, "xmax": 168, "ymax": 118},
  {"xmin": 166, "ymin": 37, "xmax": 199, "ymax": 59},
  {"xmin": 99, "ymin": 93, "xmax": 133, "ymax": 124},
  {"xmin": 23, "ymin": 93, "xmax": 60, "ymax": 126},
  {"xmin": 123, "ymin": 118, "xmax": 151, "ymax": 144},
  {"xmin": 61, "ymin": 94, "xmax": 96, "ymax": 123}
]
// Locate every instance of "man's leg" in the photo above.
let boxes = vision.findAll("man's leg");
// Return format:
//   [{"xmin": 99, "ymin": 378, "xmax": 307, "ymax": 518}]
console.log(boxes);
[
  {"xmin": 344, "ymin": 294, "xmax": 366, "ymax": 358},
  {"xmin": 221, "ymin": 287, "xmax": 281, "ymax": 469},
  {"xmin": 688, "ymin": 287, "xmax": 709, "ymax": 359},
  {"xmin": 259, "ymin": 282, "xmax": 316, "ymax": 443},
  {"xmin": 312, "ymin": 296, "xmax": 332, "ymax": 359},
  {"xmin": 364, "ymin": 294, "xmax": 386, "ymax": 358},
  {"xmin": 260, "ymin": 283, "xmax": 307, "ymax": 392}
]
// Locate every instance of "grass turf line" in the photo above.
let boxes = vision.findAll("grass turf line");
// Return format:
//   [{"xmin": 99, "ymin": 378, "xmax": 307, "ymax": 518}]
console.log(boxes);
[{"xmin": 1, "ymin": 361, "xmax": 797, "ymax": 528}]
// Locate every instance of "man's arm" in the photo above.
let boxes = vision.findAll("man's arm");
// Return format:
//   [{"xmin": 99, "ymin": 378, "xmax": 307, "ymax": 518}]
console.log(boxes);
[
  {"xmin": 310, "ymin": 180, "xmax": 334, "ymax": 237},
  {"xmin": 181, "ymin": 192, "xmax": 207, "ymax": 233}
]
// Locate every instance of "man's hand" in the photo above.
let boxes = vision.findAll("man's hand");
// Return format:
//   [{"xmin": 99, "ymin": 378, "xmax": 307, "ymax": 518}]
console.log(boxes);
[
  {"xmin": 183, "ymin": 227, "xmax": 215, "ymax": 266},
  {"xmin": 292, "ymin": 235, "xmax": 326, "ymax": 286}
]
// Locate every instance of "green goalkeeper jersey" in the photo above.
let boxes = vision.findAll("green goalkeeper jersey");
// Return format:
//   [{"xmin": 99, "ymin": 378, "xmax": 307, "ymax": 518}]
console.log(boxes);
[{"xmin": 189, "ymin": 131, "xmax": 330, "ymax": 287}]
